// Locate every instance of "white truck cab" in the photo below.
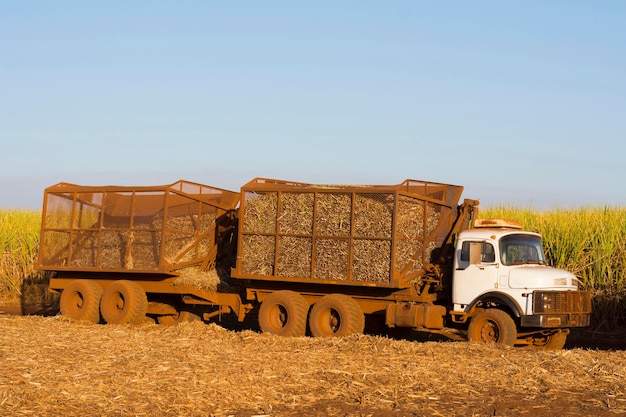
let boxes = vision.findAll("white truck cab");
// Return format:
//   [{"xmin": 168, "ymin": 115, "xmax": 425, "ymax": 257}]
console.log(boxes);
[{"xmin": 450, "ymin": 219, "xmax": 591, "ymax": 347}]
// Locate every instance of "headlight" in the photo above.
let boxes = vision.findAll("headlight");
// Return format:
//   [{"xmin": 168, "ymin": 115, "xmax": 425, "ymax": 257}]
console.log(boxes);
[
  {"xmin": 542, "ymin": 293, "xmax": 553, "ymax": 311},
  {"xmin": 534, "ymin": 291, "xmax": 554, "ymax": 313}
]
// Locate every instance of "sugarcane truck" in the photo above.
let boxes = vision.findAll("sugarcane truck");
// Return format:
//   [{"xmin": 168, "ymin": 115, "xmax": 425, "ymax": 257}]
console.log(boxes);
[{"xmin": 36, "ymin": 177, "xmax": 591, "ymax": 349}]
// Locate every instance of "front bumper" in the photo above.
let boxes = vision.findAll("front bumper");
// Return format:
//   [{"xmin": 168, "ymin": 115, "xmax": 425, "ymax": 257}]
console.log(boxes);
[{"xmin": 521, "ymin": 313, "xmax": 590, "ymax": 328}]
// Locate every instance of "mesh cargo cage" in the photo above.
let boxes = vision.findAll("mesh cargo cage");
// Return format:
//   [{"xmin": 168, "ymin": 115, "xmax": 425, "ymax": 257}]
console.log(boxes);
[
  {"xmin": 37, "ymin": 180, "xmax": 240, "ymax": 274},
  {"xmin": 232, "ymin": 178, "xmax": 465, "ymax": 289}
]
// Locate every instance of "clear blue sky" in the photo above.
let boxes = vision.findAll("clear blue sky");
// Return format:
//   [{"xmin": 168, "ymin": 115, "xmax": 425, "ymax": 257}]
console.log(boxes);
[{"xmin": 2, "ymin": 1, "xmax": 624, "ymax": 209}]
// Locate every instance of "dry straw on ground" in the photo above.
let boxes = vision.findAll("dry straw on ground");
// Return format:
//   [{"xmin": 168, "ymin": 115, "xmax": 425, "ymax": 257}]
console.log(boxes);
[{"xmin": 1, "ymin": 315, "xmax": 625, "ymax": 417}]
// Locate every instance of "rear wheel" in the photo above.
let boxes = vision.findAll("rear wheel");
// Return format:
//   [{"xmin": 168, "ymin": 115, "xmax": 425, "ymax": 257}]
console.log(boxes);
[
  {"xmin": 100, "ymin": 280, "xmax": 148, "ymax": 324},
  {"xmin": 59, "ymin": 280, "xmax": 103, "ymax": 323},
  {"xmin": 258, "ymin": 290, "xmax": 309, "ymax": 337},
  {"xmin": 468, "ymin": 309, "xmax": 517, "ymax": 346},
  {"xmin": 309, "ymin": 294, "xmax": 365, "ymax": 337}
]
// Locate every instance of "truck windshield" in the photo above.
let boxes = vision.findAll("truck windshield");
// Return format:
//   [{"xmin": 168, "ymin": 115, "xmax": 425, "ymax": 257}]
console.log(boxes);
[{"xmin": 500, "ymin": 234, "xmax": 546, "ymax": 265}]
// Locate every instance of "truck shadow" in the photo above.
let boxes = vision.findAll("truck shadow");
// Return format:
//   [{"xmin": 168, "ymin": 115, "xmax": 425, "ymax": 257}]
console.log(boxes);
[
  {"xmin": 216, "ymin": 316, "xmax": 626, "ymax": 350},
  {"xmin": 565, "ymin": 327, "xmax": 626, "ymax": 351},
  {"xmin": 19, "ymin": 272, "xmax": 60, "ymax": 316},
  {"xmin": 378, "ymin": 327, "xmax": 626, "ymax": 351}
]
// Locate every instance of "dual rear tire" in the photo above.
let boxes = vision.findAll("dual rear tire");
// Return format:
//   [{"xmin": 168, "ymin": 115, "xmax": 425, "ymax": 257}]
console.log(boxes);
[
  {"xmin": 59, "ymin": 280, "xmax": 148, "ymax": 325},
  {"xmin": 309, "ymin": 294, "xmax": 365, "ymax": 337},
  {"xmin": 99, "ymin": 280, "xmax": 148, "ymax": 324},
  {"xmin": 258, "ymin": 292, "xmax": 365, "ymax": 338}
]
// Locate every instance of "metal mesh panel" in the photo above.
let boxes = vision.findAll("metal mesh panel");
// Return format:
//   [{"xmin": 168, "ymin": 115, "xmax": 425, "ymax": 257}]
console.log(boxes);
[
  {"xmin": 400, "ymin": 180, "xmax": 463, "ymax": 206},
  {"xmin": 69, "ymin": 231, "xmax": 99, "ymax": 268},
  {"xmin": 131, "ymin": 231, "xmax": 160, "ymax": 269},
  {"xmin": 394, "ymin": 197, "xmax": 442, "ymax": 277},
  {"xmin": 164, "ymin": 232, "xmax": 196, "ymax": 263},
  {"xmin": 241, "ymin": 235, "xmax": 275, "ymax": 275},
  {"xmin": 75, "ymin": 192, "xmax": 102, "ymax": 229},
  {"xmin": 354, "ymin": 193, "xmax": 394, "ymax": 238},
  {"xmin": 278, "ymin": 193, "xmax": 314, "ymax": 235},
  {"xmin": 314, "ymin": 239, "xmax": 349, "ymax": 280},
  {"xmin": 102, "ymin": 192, "xmax": 132, "ymax": 229},
  {"xmin": 277, "ymin": 236, "xmax": 312, "ymax": 277},
  {"xmin": 243, "ymin": 191, "xmax": 277, "ymax": 233},
  {"xmin": 39, "ymin": 181, "xmax": 239, "ymax": 274},
  {"xmin": 41, "ymin": 231, "xmax": 69, "ymax": 266},
  {"xmin": 315, "ymin": 193, "xmax": 351, "ymax": 236},
  {"xmin": 99, "ymin": 230, "xmax": 127, "ymax": 269},
  {"xmin": 44, "ymin": 193, "xmax": 73, "ymax": 229},
  {"xmin": 352, "ymin": 239, "xmax": 391, "ymax": 282}
]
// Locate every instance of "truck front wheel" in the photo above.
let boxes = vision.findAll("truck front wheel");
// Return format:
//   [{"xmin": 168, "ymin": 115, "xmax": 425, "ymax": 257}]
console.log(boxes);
[
  {"xmin": 59, "ymin": 280, "xmax": 103, "ymax": 323},
  {"xmin": 309, "ymin": 294, "xmax": 365, "ymax": 337},
  {"xmin": 100, "ymin": 280, "xmax": 148, "ymax": 325},
  {"xmin": 258, "ymin": 290, "xmax": 309, "ymax": 337},
  {"xmin": 468, "ymin": 309, "xmax": 517, "ymax": 346}
]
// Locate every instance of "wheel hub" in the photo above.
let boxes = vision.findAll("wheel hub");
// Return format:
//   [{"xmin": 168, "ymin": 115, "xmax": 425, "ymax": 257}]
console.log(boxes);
[{"xmin": 480, "ymin": 321, "xmax": 499, "ymax": 343}]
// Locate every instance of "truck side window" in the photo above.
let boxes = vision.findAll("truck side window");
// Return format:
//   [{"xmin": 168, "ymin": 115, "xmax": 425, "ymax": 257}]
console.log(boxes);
[
  {"xmin": 460, "ymin": 241, "xmax": 495, "ymax": 265},
  {"xmin": 460, "ymin": 241, "xmax": 471, "ymax": 263},
  {"xmin": 481, "ymin": 243, "xmax": 495, "ymax": 263}
]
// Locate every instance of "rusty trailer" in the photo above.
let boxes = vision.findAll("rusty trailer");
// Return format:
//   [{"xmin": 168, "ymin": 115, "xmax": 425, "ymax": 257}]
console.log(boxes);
[{"xmin": 38, "ymin": 180, "xmax": 249, "ymax": 324}]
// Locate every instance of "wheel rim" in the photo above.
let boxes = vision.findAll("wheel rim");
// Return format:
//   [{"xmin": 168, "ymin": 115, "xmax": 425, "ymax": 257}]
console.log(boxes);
[
  {"xmin": 479, "ymin": 319, "xmax": 500, "ymax": 343},
  {"xmin": 328, "ymin": 309, "xmax": 340, "ymax": 333},
  {"xmin": 318, "ymin": 308, "xmax": 341, "ymax": 334},
  {"xmin": 268, "ymin": 304, "xmax": 288, "ymax": 330},
  {"xmin": 71, "ymin": 291, "xmax": 84, "ymax": 311},
  {"xmin": 114, "ymin": 293, "xmax": 125, "ymax": 311}
]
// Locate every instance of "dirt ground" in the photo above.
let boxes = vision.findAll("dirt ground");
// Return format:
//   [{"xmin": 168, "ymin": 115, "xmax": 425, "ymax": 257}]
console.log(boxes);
[{"xmin": 1, "ymin": 300, "xmax": 625, "ymax": 417}]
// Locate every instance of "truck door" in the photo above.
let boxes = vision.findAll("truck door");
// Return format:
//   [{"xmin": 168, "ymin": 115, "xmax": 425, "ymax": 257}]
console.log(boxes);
[{"xmin": 452, "ymin": 240, "xmax": 499, "ymax": 308}]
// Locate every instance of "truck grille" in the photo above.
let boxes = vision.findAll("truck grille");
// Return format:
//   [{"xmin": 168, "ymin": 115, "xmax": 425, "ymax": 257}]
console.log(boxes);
[{"xmin": 533, "ymin": 291, "xmax": 592, "ymax": 314}]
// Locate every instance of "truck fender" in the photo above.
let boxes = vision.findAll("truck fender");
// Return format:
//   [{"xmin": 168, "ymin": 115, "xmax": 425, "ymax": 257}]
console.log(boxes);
[{"xmin": 467, "ymin": 291, "xmax": 523, "ymax": 318}]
